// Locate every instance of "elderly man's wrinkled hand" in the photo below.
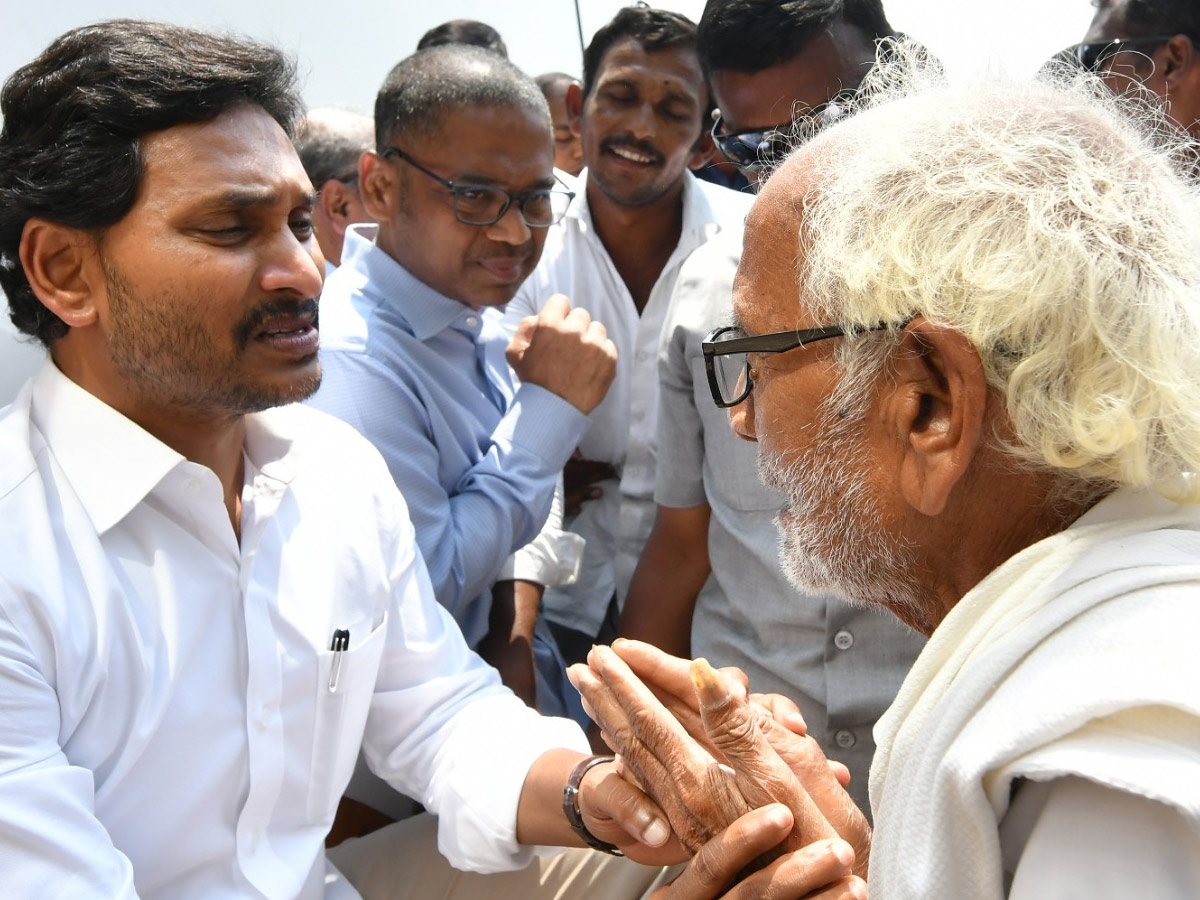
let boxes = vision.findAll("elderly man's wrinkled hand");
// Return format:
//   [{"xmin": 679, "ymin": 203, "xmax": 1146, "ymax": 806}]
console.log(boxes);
[
  {"xmin": 567, "ymin": 643, "xmax": 842, "ymax": 877},
  {"xmin": 606, "ymin": 639, "xmax": 872, "ymax": 876}
]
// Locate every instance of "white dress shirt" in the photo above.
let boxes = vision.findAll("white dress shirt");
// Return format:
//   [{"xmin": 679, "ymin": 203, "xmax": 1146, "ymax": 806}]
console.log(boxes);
[
  {"xmin": 502, "ymin": 171, "xmax": 753, "ymax": 636},
  {"xmin": 0, "ymin": 361, "xmax": 587, "ymax": 899}
]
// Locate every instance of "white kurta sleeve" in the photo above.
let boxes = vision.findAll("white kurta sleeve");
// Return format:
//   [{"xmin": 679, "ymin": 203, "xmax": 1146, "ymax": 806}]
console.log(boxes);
[
  {"xmin": 357, "ymin": 495, "xmax": 588, "ymax": 874},
  {"xmin": 1003, "ymin": 776, "xmax": 1200, "ymax": 899}
]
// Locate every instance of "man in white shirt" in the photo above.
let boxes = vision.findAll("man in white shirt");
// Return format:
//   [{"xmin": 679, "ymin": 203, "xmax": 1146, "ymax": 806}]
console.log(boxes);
[
  {"xmin": 0, "ymin": 20, "xmax": 862, "ymax": 900},
  {"xmin": 504, "ymin": 6, "xmax": 754, "ymax": 662}
]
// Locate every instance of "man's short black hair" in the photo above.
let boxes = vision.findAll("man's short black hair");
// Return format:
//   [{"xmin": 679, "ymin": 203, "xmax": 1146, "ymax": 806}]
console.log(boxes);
[
  {"xmin": 581, "ymin": 5, "xmax": 700, "ymax": 99},
  {"xmin": 0, "ymin": 20, "xmax": 302, "ymax": 346},
  {"xmin": 374, "ymin": 45, "xmax": 548, "ymax": 149},
  {"xmin": 416, "ymin": 19, "xmax": 508, "ymax": 58},
  {"xmin": 698, "ymin": 0, "xmax": 895, "ymax": 75},
  {"xmin": 1100, "ymin": 0, "xmax": 1200, "ymax": 38}
]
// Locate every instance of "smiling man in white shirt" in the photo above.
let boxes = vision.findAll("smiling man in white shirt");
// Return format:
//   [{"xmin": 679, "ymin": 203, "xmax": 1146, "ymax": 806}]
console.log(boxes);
[
  {"xmin": 0, "ymin": 20, "xmax": 861, "ymax": 900},
  {"xmin": 504, "ymin": 6, "xmax": 754, "ymax": 664}
]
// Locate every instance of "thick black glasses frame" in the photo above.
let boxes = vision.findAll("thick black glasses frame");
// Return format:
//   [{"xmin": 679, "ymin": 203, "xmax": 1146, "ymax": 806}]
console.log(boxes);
[
  {"xmin": 701, "ymin": 322, "xmax": 890, "ymax": 408},
  {"xmin": 1066, "ymin": 34, "xmax": 1197, "ymax": 71},
  {"xmin": 711, "ymin": 91, "xmax": 856, "ymax": 171},
  {"xmin": 382, "ymin": 146, "xmax": 574, "ymax": 227}
]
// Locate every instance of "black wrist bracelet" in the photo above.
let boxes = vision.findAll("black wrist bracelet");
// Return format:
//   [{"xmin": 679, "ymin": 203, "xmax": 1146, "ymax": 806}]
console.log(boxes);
[{"xmin": 562, "ymin": 754, "xmax": 625, "ymax": 856}]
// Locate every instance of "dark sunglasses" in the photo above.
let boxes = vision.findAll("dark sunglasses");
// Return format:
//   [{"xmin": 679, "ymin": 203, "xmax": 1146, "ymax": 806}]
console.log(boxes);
[
  {"xmin": 711, "ymin": 91, "xmax": 856, "ymax": 171},
  {"xmin": 1062, "ymin": 34, "xmax": 1196, "ymax": 72}
]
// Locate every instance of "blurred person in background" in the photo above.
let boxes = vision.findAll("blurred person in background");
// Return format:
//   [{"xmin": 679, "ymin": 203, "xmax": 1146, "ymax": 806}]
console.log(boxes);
[
  {"xmin": 536, "ymin": 72, "xmax": 585, "ymax": 177},
  {"xmin": 294, "ymin": 108, "xmax": 375, "ymax": 272},
  {"xmin": 1072, "ymin": 0, "xmax": 1200, "ymax": 139}
]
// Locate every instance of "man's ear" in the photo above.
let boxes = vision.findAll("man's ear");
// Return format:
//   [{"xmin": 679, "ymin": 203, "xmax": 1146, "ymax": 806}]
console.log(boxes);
[
  {"xmin": 565, "ymin": 82, "xmax": 584, "ymax": 137},
  {"xmin": 18, "ymin": 219, "xmax": 102, "ymax": 330},
  {"xmin": 318, "ymin": 179, "xmax": 357, "ymax": 239},
  {"xmin": 358, "ymin": 150, "xmax": 398, "ymax": 222},
  {"xmin": 689, "ymin": 128, "xmax": 716, "ymax": 171},
  {"xmin": 1160, "ymin": 33, "xmax": 1195, "ymax": 84},
  {"xmin": 1159, "ymin": 33, "xmax": 1200, "ymax": 133},
  {"xmin": 882, "ymin": 319, "xmax": 989, "ymax": 517}
]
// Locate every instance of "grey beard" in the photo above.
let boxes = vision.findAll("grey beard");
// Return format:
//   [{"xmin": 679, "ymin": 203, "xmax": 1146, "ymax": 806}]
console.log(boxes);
[{"xmin": 757, "ymin": 421, "xmax": 926, "ymax": 622}]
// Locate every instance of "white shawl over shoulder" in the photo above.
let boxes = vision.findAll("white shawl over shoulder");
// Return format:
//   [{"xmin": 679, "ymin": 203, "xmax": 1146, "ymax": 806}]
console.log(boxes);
[{"xmin": 867, "ymin": 490, "xmax": 1200, "ymax": 898}]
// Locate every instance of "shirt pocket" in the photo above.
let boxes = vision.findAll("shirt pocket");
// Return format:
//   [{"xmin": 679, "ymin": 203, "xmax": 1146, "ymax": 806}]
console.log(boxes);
[{"xmin": 306, "ymin": 612, "xmax": 389, "ymax": 821}]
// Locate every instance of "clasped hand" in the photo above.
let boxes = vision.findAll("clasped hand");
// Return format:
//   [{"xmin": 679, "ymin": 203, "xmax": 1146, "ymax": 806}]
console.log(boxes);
[{"xmin": 568, "ymin": 639, "xmax": 871, "ymax": 899}]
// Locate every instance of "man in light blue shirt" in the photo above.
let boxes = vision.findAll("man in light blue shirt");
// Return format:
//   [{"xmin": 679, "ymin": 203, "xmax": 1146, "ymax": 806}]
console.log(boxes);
[{"xmin": 309, "ymin": 45, "xmax": 615, "ymax": 729}]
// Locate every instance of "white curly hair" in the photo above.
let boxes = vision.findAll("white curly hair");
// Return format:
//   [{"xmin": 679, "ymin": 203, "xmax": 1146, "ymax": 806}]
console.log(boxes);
[{"xmin": 794, "ymin": 41, "xmax": 1200, "ymax": 503}]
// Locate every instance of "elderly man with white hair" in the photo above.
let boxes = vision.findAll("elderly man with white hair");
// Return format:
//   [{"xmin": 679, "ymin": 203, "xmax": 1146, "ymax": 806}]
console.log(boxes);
[{"xmin": 571, "ymin": 49, "xmax": 1200, "ymax": 900}]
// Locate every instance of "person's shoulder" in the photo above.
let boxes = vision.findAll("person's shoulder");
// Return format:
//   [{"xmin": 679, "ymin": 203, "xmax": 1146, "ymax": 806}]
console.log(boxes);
[
  {"xmin": 253, "ymin": 402, "xmax": 411, "ymax": 515},
  {"xmin": 681, "ymin": 230, "xmax": 743, "ymax": 278},
  {"xmin": 318, "ymin": 264, "xmax": 379, "ymax": 355},
  {"xmin": 668, "ymin": 232, "xmax": 743, "ymax": 322},
  {"xmin": 693, "ymin": 177, "xmax": 755, "ymax": 223},
  {"xmin": 0, "ymin": 384, "xmax": 40, "ymax": 503},
  {"xmin": 258, "ymin": 401, "xmax": 381, "ymax": 459}
]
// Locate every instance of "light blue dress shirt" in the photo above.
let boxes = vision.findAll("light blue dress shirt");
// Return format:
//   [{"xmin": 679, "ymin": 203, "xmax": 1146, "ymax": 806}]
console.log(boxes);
[{"xmin": 309, "ymin": 226, "xmax": 591, "ymax": 652}]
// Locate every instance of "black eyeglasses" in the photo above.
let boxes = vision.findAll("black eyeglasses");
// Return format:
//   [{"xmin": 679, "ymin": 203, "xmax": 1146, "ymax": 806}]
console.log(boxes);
[
  {"xmin": 383, "ymin": 146, "xmax": 575, "ymax": 227},
  {"xmin": 1062, "ymin": 34, "xmax": 1196, "ymax": 72},
  {"xmin": 701, "ymin": 322, "xmax": 890, "ymax": 408},
  {"xmin": 711, "ymin": 91, "xmax": 856, "ymax": 172}
]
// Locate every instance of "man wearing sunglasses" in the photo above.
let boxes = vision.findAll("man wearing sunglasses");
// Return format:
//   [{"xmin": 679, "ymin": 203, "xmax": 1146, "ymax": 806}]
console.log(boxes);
[
  {"xmin": 294, "ymin": 108, "xmax": 375, "ymax": 272},
  {"xmin": 620, "ymin": 0, "xmax": 925, "ymax": 816},
  {"xmin": 310, "ymin": 45, "xmax": 615, "ymax": 781},
  {"xmin": 1071, "ymin": 0, "xmax": 1200, "ymax": 139}
]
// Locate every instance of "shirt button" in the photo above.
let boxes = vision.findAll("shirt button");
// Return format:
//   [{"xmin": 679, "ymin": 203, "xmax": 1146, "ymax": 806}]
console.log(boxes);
[
  {"xmin": 835, "ymin": 729, "xmax": 857, "ymax": 749},
  {"xmin": 464, "ymin": 315, "xmax": 479, "ymax": 328},
  {"xmin": 257, "ymin": 705, "xmax": 272, "ymax": 729},
  {"xmin": 833, "ymin": 629, "xmax": 854, "ymax": 650}
]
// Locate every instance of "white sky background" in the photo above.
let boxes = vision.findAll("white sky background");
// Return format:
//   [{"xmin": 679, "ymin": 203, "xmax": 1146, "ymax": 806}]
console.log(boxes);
[
  {"xmin": 6, "ymin": 1, "xmax": 1096, "ymax": 113},
  {"xmin": 1, "ymin": 0, "xmax": 1096, "ymax": 401}
]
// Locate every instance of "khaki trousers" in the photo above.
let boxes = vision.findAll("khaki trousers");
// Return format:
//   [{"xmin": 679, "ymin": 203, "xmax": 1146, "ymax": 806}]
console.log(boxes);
[{"xmin": 328, "ymin": 813, "xmax": 679, "ymax": 900}]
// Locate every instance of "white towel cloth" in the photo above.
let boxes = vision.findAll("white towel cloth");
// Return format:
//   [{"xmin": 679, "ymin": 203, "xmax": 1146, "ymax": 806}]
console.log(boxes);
[{"xmin": 867, "ymin": 489, "xmax": 1200, "ymax": 898}]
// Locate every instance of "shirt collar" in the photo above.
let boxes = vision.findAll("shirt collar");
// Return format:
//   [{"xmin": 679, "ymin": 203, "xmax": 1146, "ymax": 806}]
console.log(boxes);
[
  {"xmin": 341, "ymin": 223, "xmax": 478, "ymax": 341},
  {"xmin": 30, "ymin": 359, "xmax": 187, "ymax": 535},
  {"xmin": 567, "ymin": 167, "xmax": 722, "ymax": 242},
  {"xmin": 29, "ymin": 359, "xmax": 300, "ymax": 535}
]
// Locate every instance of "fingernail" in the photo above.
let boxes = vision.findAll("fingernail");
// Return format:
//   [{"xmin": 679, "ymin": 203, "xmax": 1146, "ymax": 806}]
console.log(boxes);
[
  {"xmin": 642, "ymin": 818, "xmax": 670, "ymax": 846},
  {"xmin": 830, "ymin": 839, "xmax": 855, "ymax": 868},
  {"xmin": 764, "ymin": 804, "xmax": 791, "ymax": 829}
]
